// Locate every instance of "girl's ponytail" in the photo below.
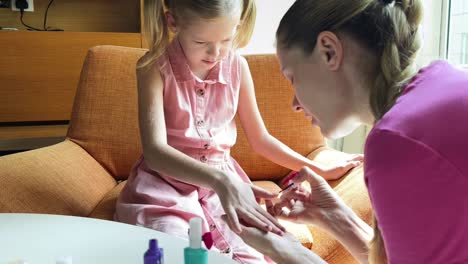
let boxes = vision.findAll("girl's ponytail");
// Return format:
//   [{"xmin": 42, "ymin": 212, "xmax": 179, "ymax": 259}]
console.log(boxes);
[
  {"xmin": 138, "ymin": 0, "xmax": 170, "ymax": 69},
  {"xmin": 234, "ymin": 0, "xmax": 256, "ymax": 48}
]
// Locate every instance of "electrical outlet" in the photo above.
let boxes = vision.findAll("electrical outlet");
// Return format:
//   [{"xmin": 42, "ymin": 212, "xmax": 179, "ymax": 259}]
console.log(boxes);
[
  {"xmin": 11, "ymin": 0, "xmax": 33, "ymax": 12},
  {"xmin": 0, "ymin": 0, "xmax": 11, "ymax": 8}
]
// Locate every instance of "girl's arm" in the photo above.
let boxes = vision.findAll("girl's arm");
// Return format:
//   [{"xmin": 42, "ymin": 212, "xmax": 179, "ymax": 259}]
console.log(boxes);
[
  {"xmin": 136, "ymin": 56, "xmax": 284, "ymax": 235},
  {"xmin": 237, "ymin": 57, "xmax": 360, "ymax": 180}
]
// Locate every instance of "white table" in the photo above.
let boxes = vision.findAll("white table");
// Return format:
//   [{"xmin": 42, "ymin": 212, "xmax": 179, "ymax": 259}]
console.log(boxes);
[{"xmin": 0, "ymin": 213, "xmax": 237, "ymax": 264}]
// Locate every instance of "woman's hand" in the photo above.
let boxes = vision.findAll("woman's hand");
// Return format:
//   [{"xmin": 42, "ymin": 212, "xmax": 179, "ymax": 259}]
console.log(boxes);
[
  {"xmin": 268, "ymin": 167, "xmax": 349, "ymax": 228},
  {"xmin": 215, "ymin": 178, "xmax": 285, "ymax": 235},
  {"xmin": 318, "ymin": 154, "xmax": 363, "ymax": 180}
]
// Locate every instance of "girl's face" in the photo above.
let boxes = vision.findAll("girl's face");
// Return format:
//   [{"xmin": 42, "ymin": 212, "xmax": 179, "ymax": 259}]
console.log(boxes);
[
  {"xmin": 172, "ymin": 13, "xmax": 241, "ymax": 76},
  {"xmin": 277, "ymin": 44, "xmax": 363, "ymax": 140}
]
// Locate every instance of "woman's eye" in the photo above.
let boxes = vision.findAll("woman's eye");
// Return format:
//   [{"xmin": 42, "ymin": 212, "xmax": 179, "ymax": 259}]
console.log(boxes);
[{"xmin": 195, "ymin": 41, "xmax": 205, "ymax": 45}]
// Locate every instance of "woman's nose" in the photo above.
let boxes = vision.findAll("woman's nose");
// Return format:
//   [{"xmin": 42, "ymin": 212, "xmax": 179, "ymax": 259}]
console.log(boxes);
[{"xmin": 292, "ymin": 95, "xmax": 303, "ymax": 112}]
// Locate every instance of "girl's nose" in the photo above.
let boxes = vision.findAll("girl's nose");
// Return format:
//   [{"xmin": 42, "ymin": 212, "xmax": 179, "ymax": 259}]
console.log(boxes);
[
  {"xmin": 292, "ymin": 95, "xmax": 303, "ymax": 112},
  {"xmin": 207, "ymin": 43, "xmax": 220, "ymax": 57}
]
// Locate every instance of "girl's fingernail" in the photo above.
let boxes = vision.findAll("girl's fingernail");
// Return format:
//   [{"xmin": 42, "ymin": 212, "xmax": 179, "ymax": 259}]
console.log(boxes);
[{"xmin": 279, "ymin": 182, "xmax": 295, "ymax": 193}]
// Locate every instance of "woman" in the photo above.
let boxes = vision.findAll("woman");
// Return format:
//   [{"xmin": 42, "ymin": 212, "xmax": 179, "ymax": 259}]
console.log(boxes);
[{"xmin": 235, "ymin": 0, "xmax": 468, "ymax": 263}]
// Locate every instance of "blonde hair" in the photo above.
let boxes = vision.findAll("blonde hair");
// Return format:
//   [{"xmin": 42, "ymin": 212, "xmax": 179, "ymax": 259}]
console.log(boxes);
[
  {"xmin": 139, "ymin": 0, "xmax": 256, "ymax": 69},
  {"xmin": 277, "ymin": 0, "xmax": 423, "ymax": 263}
]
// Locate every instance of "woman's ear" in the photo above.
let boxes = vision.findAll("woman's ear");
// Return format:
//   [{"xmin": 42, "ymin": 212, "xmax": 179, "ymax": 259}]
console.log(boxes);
[
  {"xmin": 165, "ymin": 11, "xmax": 178, "ymax": 34},
  {"xmin": 316, "ymin": 31, "xmax": 343, "ymax": 71}
]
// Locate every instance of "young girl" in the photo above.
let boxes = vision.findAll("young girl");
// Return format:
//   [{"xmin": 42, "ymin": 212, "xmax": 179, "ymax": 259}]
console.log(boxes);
[{"xmin": 115, "ymin": 0, "xmax": 362, "ymax": 263}]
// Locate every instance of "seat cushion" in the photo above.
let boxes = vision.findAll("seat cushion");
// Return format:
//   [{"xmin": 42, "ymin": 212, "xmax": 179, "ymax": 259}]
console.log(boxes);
[
  {"xmin": 0, "ymin": 140, "xmax": 117, "ymax": 216},
  {"xmin": 88, "ymin": 180, "xmax": 126, "ymax": 220}
]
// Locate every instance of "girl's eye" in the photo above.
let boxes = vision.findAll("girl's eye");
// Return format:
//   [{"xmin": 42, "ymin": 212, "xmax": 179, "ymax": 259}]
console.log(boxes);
[{"xmin": 195, "ymin": 41, "xmax": 205, "ymax": 45}]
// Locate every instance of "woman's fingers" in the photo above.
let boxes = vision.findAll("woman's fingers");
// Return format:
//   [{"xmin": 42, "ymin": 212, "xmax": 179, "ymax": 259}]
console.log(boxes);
[
  {"xmin": 281, "ymin": 186, "xmax": 309, "ymax": 201},
  {"xmin": 266, "ymin": 199, "xmax": 284, "ymax": 217},
  {"xmin": 295, "ymin": 167, "xmax": 327, "ymax": 187},
  {"xmin": 347, "ymin": 154, "xmax": 364, "ymax": 162}
]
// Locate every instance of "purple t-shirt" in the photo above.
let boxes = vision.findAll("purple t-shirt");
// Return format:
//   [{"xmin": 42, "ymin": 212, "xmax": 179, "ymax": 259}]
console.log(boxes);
[{"xmin": 364, "ymin": 61, "xmax": 468, "ymax": 263}]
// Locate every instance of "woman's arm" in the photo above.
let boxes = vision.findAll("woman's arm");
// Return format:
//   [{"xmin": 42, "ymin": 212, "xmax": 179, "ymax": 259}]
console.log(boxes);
[
  {"xmin": 237, "ymin": 57, "xmax": 361, "ymax": 180},
  {"xmin": 236, "ymin": 223, "xmax": 328, "ymax": 264},
  {"xmin": 136, "ymin": 56, "xmax": 284, "ymax": 234}
]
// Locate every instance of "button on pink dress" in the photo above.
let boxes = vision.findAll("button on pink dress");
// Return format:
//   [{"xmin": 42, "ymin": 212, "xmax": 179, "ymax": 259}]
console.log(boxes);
[{"xmin": 115, "ymin": 38, "xmax": 272, "ymax": 263}]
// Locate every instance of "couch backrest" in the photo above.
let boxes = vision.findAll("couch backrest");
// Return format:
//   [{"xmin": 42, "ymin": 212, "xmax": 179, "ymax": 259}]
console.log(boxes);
[
  {"xmin": 67, "ymin": 46, "xmax": 324, "ymax": 181},
  {"xmin": 232, "ymin": 55, "xmax": 325, "ymax": 181}
]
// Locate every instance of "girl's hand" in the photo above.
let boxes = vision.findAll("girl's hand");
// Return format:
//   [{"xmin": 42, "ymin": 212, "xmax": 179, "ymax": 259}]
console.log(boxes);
[
  {"xmin": 215, "ymin": 179, "xmax": 285, "ymax": 235},
  {"xmin": 268, "ymin": 167, "xmax": 349, "ymax": 228},
  {"xmin": 235, "ymin": 220, "xmax": 300, "ymax": 258},
  {"xmin": 319, "ymin": 154, "xmax": 363, "ymax": 180}
]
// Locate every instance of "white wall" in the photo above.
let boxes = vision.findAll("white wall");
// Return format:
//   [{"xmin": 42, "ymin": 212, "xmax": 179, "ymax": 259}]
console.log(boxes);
[{"xmin": 240, "ymin": 0, "xmax": 295, "ymax": 55}]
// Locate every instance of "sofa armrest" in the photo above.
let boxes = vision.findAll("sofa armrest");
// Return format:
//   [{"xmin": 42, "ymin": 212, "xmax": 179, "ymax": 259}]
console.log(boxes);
[{"xmin": 0, "ymin": 139, "xmax": 117, "ymax": 216}]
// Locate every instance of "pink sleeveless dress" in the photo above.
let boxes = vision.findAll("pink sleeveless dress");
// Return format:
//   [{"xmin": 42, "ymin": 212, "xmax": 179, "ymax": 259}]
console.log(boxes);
[{"xmin": 115, "ymin": 38, "xmax": 271, "ymax": 264}]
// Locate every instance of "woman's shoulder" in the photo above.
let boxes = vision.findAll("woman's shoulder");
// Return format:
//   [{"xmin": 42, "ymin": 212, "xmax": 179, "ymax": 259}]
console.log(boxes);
[{"xmin": 375, "ymin": 60, "xmax": 468, "ymax": 145}]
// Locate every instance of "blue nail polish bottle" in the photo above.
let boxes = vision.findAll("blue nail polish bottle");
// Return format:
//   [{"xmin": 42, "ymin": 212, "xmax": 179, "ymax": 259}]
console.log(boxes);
[{"xmin": 144, "ymin": 239, "xmax": 164, "ymax": 264}]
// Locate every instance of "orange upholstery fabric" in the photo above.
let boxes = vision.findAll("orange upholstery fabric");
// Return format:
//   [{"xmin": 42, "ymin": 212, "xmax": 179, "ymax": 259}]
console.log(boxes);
[
  {"xmin": 232, "ymin": 55, "xmax": 325, "ymax": 182},
  {"xmin": 88, "ymin": 181, "xmax": 126, "ymax": 220},
  {"xmin": 67, "ymin": 46, "xmax": 145, "ymax": 181},
  {"xmin": 0, "ymin": 140, "xmax": 116, "ymax": 216}
]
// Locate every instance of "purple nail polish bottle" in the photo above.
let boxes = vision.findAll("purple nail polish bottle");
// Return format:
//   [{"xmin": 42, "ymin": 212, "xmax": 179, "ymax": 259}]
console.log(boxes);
[{"xmin": 144, "ymin": 239, "xmax": 164, "ymax": 264}]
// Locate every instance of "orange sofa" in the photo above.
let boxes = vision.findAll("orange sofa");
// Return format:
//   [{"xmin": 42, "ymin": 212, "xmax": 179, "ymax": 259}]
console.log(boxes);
[{"xmin": 0, "ymin": 46, "xmax": 371, "ymax": 263}]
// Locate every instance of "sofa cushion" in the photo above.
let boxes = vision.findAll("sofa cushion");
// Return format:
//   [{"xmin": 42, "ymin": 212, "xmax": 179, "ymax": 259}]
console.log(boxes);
[
  {"xmin": 0, "ymin": 140, "xmax": 117, "ymax": 216},
  {"xmin": 67, "ymin": 46, "xmax": 145, "ymax": 181},
  {"xmin": 89, "ymin": 180, "xmax": 126, "ymax": 220}
]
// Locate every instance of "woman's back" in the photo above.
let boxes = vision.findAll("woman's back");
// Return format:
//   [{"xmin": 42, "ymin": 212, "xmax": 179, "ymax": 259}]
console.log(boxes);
[{"xmin": 365, "ymin": 61, "xmax": 468, "ymax": 263}]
